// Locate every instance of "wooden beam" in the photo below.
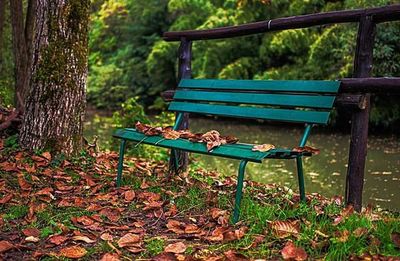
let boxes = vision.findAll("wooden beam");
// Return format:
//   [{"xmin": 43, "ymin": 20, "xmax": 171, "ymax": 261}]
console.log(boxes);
[
  {"xmin": 340, "ymin": 77, "xmax": 400, "ymax": 93},
  {"xmin": 345, "ymin": 15, "xmax": 376, "ymax": 212},
  {"xmin": 164, "ymin": 5, "xmax": 400, "ymax": 41},
  {"xmin": 169, "ymin": 38, "xmax": 192, "ymax": 173}
]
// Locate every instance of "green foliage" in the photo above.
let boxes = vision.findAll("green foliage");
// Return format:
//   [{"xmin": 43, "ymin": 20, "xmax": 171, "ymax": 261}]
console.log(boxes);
[
  {"xmin": 0, "ymin": 5, "xmax": 14, "ymax": 107},
  {"xmin": 86, "ymin": 0, "xmax": 400, "ymax": 128},
  {"xmin": 112, "ymin": 97, "xmax": 151, "ymax": 128}
]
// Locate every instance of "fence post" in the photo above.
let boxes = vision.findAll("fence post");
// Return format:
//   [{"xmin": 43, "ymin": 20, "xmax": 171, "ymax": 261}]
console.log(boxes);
[
  {"xmin": 169, "ymin": 38, "xmax": 192, "ymax": 173},
  {"xmin": 345, "ymin": 15, "xmax": 376, "ymax": 211}
]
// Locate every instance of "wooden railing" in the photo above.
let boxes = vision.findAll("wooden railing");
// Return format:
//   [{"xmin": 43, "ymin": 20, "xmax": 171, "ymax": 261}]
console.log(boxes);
[{"xmin": 162, "ymin": 4, "xmax": 400, "ymax": 211}]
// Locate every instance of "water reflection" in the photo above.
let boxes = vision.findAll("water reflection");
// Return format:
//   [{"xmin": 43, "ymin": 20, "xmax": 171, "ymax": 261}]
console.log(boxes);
[
  {"xmin": 84, "ymin": 115, "xmax": 400, "ymax": 211},
  {"xmin": 189, "ymin": 118, "xmax": 400, "ymax": 211}
]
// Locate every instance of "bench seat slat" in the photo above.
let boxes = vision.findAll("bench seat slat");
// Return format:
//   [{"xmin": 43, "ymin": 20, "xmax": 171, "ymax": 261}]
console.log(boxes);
[
  {"xmin": 169, "ymin": 102, "xmax": 330, "ymax": 124},
  {"xmin": 179, "ymin": 79, "xmax": 340, "ymax": 93},
  {"xmin": 174, "ymin": 90, "xmax": 336, "ymax": 109},
  {"xmin": 113, "ymin": 129, "xmax": 310, "ymax": 163}
]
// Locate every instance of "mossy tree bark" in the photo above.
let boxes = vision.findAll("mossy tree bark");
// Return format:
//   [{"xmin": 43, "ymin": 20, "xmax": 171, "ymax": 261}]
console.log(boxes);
[{"xmin": 19, "ymin": 0, "xmax": 89, "ymax": 155}]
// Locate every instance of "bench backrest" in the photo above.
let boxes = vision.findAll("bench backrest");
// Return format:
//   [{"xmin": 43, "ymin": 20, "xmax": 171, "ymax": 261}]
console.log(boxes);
[{"xmin": 168, "ymin": 79, "xmax": 340, "ymax": 125}]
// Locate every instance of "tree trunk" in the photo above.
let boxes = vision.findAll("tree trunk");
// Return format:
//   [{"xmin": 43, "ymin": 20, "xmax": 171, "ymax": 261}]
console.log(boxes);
[
  {"xmin": 0, "ymin": 0, "xmax": 6, "ymax": 63},
  {"xmin": 19, "ymin": 0, "xmax": 89, "ymax": 156},
  {"xmin": 9, "ymin": 0, "xmax": 29, "ymax": 110}
]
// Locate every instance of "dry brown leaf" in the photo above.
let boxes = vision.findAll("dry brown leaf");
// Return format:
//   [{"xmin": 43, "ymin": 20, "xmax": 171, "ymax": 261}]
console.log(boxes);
[
  {"xmin": 25, "ymin": 236, "xmax": 40, "ymax": 242},
  {"xmin": 59, "ymin": 246, "xmax": 87, "ymax": 259},
  {"xmin": 17, "ymin": 173, "xmax": 32, "ymax": 191},
  {"xmin": 337, "ymin": 230, "xmax": 350, "ymax": 242},
  {"xmin": 0, "ymin": 162, "xmax": 17, "ymax": 172},
  {"xmin": 117, "ymin": 233, "xmax": 141, "ymax": 248},
  {"xmin": 164, "ymin": 242, "xmax": 186, "ymax": 254},
  {"xmin": 224, "ymin": 249, "xmax": 249, "ymax": 261},
  {"xmin": 22, "ymin": 228, "xmax": 40, "ymax": 237},
  {"xmin": 0, "ymin": 240, "xmax": 13, "ymax": 253},
  {"xmin": 99, "ymin": 208, "xmax": 121, "ymax": 222},
  {"xmin": 184, "ymin": 224, "xmax": 200, "ymax": 234},
  {"xmin": 392, "ymin": 232, "xmax": 400, "ymax": 248},
  {"xmin": 100, "ymin": 233, "xmax": 114, "ymax": 241},
  {"xmin": 163, "ymin": 130, "xmax": 181, "ymax": 140},
  {"xmin": 49, "ymin": 235, "xmax": 69, "ymax": 245},
  {"xmin": 72, "ymin": 235, "xmax": 96, "ymax": 244},
  {"xmin": 252, "ymin": 144, "xmax": 275, "ymax": 152},
  {"xmin": 152, "ymin": 252, "xmax": 177, "ymax": 261},
  {"xmin": 281, "ymin": 241, "xmax": 308, "ymax": 261},
  {"xmin": 269, "ymin": 220, "xmax": 300, "ymax": 238},
  {"xmin": 292, "ymin": 146, "xmax": 320, "ymax": 155},
  {"xmin": 42, "ymin": 151, "xmax": 52, "ymax": 161},
  {"xmin": 166, "ymin": 219, "xmax": 185, "ymax": 234},
  {"xmin": 353, "ymin": 227, "xmax": 368, "ymax": 238},
  {"xmin": 201, "ymin": 130, "xmax": 222, "ymax": 151},
  {"xmin": 76, "ymin": 216, "xmax": 94, "ymax": 226},
  {"xmin": 100, "ymin": 253, "xmax": 120, "ymax": 261},
  {"xmin": 124, "ymin": 190, "xmax": 135, "ymax": 201},
  {"xmin": 0, "ymin": 194, "xmax": 13, "ymax": 204}
]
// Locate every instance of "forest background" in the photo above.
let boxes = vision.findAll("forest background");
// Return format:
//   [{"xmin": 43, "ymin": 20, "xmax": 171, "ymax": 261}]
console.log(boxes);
[{"xmin": 1, "ymin": 0, "xmax": 399, "ymax": 130}]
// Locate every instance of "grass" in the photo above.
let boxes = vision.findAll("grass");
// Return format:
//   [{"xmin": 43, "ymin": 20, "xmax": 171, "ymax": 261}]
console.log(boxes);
[{"xmin": 0, "ymin": 145, "xmax": 399, "ymax": 260}]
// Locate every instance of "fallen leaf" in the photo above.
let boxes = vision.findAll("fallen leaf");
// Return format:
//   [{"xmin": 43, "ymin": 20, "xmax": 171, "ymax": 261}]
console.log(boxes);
[
  {"xmin": 224, "ymin": 249, "xmax": 248, "ymax": 261},
  {"xmin": 75, "ymin": 216, "xmax": 94, "ymax": 226},
  {"xmin": 269, "ymin": 220, "xmax": 300, "ymax": 238},
  {"xmin": 0, "ymin": 193, "xmax": 13, "ymax": 204},
  {"xmin": 166, "ymin": 220, "xmax": 185, "ymax": 234},
  {"xmin": 0, "ymin": 162, "xmax": 17, "ymax": 172},
  {"xmin": 353, "ymin": 227, "xmax": 368, "ymax": 238},
  {"xmin": 42, "ymin": 151, "xmax": 52, "ymax": 161},
  {"xmin": 0, "ymin": 240, "xmax": 14, "ymax": 253},
  {"xmin": 165, "ymin": 242, "xmax": 186, "ymax": 254},
  {"xmin": 25, "ymin": 236, "xmax": 40, "ymax": 242},
  {"xmin": 100, "ymin": 233, "xmax": 114, "ymax": 241},
  {"xmin": 99, "ymin": 208, "xmax": 121, "ymax": 222},
  {"xmin": 337, "ymin": 230, "xmax": 350, "ymax": 242},
  {"xmin": 72, "ymin": 235, "xmax": 96, "ymax": 244},
  {"xmin": 163, "ymin": 130, "xmax": 181, "ymax": 140},
  {"xmin": 252, "ymin": 144, "xmax": 275, "ymax": 152},
  {"xmin": 184, "ymin": 224, "xmax": 200, "ymax": 234},
  {"xmin": 124, "ymin": 190, "xmax": 135, "ymax": 201},
  {"xmin": 117, "ymin": 233, "xmax": 141, "ymax": 248},
  {"xmin": 152, "ymin": 252, "xmax": 177, "ymax": 261},
  {"xmin": 49, "ymin": 235, "xmax": 68, "ymax": 245},
  {"xmin": 201, "ymin": 130, "xmax": 223, "ymax": 151},
  {"xmin": 59, "ymin": 246, "xmax": 87, "ymax": 259},
  {"xmin": 292, "ymin": 146, "xmax": 320, "ymax": 155},
  {"xmin": 100, "ymin": 253, "xmax": 120, "ymax": 261},
  {"xmin": 392, "ymin": 232, "xmax": 400, "ymax": 248},
  {"xmin": 281, "ymin": 241, "xmax": 307, "ymax": 261},
  {"xmin": 17, "ymin": 173, "xmax": 32, "ymax": 191},
  {"xmin": 22, "ymin": 228, "xmax": 40, "ymax": 237}
]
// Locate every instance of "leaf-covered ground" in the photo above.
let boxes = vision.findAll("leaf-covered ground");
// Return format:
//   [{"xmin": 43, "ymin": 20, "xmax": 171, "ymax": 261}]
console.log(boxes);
[{"xmin": 0, "ymin": 138, "xmax": 399, "ymax": 260}]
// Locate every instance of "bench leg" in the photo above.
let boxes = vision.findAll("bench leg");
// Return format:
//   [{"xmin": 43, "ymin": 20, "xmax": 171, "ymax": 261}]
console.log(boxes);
[
  {"xmin": 116, "ymin": 139, "xmax": 127, "ymax": 187},
  {"xmin": 296, "ymin": 156, "xmax": 306, "ymax": 201},
  {"xmin": 233, "ymin": 160, "xmax": 248, "ymax": 223}
]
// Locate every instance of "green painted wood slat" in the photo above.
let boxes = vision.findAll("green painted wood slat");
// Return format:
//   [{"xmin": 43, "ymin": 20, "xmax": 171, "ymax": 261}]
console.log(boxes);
[
  {"xmin": 173, "ymin": 90, "xmax": 336, "ymax": 109},
  {"xmin": 179, "ymin": 79, "xmax": 340, "ymax": 93},
  {"xmin": 168, "ymin": 102, "xmax": 330, "ymax": 124}
]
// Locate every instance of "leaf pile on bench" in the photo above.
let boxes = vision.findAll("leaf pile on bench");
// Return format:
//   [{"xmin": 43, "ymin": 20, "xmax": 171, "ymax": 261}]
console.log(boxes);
[
  {"xmin": 135, "ymin": 121, "xmax": 239, "ymax": 151},
  {"xmin": 135, "ymin": 122, "xmax": 320, "ymax": 155}
]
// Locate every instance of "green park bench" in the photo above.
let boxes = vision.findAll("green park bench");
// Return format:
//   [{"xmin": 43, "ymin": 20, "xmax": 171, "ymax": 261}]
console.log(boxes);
[{"xmin": 113, "ymin": 79, "xmax": 340, "ymax": 222}]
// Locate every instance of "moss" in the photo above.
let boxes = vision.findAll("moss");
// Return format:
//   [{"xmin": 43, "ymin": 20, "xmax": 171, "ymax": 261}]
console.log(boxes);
[{"xmin": 33, "ymin": 0, "xmax": 89, "ymax": 91}]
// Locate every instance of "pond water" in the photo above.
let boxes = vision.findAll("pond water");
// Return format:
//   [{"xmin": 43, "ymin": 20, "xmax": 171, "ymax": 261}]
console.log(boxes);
[{"xmin": 84, "ymin": 114, "xmax": 400, "ymax": 211}]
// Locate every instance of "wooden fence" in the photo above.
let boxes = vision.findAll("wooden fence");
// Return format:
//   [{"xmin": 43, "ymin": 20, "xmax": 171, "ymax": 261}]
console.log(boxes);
[{"xmin": 162, "ymin": 4, "xmax": 400, "ymax": 211}]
